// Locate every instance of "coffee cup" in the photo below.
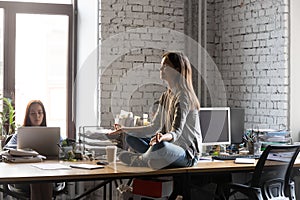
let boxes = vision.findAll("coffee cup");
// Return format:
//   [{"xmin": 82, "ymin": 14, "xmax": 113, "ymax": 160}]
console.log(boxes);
[{"xmin": 106, "ymin": 146, "xmax": 117, "ymax": 163}]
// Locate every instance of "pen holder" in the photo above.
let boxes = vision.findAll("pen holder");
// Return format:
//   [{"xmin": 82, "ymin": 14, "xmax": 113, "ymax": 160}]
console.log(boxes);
[
  {"xmin": 247, "ymin": 141, "xmax": 254, "ymax": 154},
  {"xmin": 247, "ymin": 141, "xmax": 261, "ymax": 156}
]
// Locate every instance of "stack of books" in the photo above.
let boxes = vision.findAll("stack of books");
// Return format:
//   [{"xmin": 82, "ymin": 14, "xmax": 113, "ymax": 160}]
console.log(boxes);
[{"xmin": 1, "ymin": 148, "xmax": 45, "ymax": 163}]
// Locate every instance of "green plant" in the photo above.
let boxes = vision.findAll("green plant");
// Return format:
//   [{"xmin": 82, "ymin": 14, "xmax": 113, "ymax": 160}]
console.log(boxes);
[{"xmin": 0, "ymin": 97, "xmax": 16, "ymax": 137}]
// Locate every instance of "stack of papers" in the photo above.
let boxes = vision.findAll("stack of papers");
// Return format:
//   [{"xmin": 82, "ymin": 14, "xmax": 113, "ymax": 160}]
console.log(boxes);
[
  {"xmin": 7, "ymin": 148, "xmax": 39, "ymax": 156},
  {"xmin": 2, "ymin": 155, "xmax": 45, "ymax": 163},
  {"xmin": 1, "ymin": 148, "xmax": 45, "ymax": 163}
]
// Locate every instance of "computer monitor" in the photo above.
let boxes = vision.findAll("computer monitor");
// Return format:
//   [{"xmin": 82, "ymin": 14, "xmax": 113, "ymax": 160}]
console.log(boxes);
[
  {"xmin": 200, "ymin": 107, "xmax": 231, "ymax": 146},
  {"xmin": 230, "ymin": 108, "xmax": 245, "ymax": 144}
]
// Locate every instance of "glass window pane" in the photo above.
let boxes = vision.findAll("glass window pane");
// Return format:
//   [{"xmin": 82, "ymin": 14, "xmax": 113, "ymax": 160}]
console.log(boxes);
[
  {"xmin": 0, "ymin": 9, "xmax": 3, "ymax": 109},
  {"xmin": 15, "ymin": 14, "xmax": 69, "ymax": 138},
  {"xmin": 0, "ymin": 0, "xmax": 71, "ymax": 4}
]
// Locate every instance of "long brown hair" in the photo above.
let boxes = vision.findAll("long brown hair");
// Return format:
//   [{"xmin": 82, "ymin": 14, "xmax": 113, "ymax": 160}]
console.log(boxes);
[
  {"xmin": 162, "ymin": 52, "xmax": 200, "ymax": 110},
  {"xmin": 23, "ymin": 100, "xmax": 47, "ymax": 126}
]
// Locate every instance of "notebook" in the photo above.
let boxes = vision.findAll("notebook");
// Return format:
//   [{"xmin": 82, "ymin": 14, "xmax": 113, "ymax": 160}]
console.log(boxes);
[
  {"xmin": 70, "ymin": 164, "xmax": 104, "ymax": 170},
  {"xmin": 17, "ymin": 127, "xmax": 60, "ymax": 158}
]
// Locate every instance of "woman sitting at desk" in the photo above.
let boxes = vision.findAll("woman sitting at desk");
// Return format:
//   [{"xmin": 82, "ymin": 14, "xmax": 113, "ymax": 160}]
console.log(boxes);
[
  {"xmin": 5, "ymin": 100, "xmax": 47, "ymax": 148},
  {"xmin": 110, "ymin": 52, "xmax": 202, "ymax": 169},
  {"xmin": 5, "ymin": 100, "xmax": 53, "ymax": 200}
]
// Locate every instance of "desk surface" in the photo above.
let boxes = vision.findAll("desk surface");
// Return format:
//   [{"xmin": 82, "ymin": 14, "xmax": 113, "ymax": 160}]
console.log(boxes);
[
  {"xmin": 0, "ymin": 159, "xmax": 255, "ymax": 183},
  {"xmin": 0, "ymin": 159, "xmax": 299, "ymax": 184}
]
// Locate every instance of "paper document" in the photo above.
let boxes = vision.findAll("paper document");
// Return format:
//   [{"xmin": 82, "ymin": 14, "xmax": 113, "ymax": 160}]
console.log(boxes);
[
  {"xmin": 267, "ymin": 152, "xmax": 293, "ymax": 162},
  {"xmin": 235, "ymin": 158, "xmax": 255, "ymax": 164},
  {"xmin": 31, "ymin": 163, "xmax": 71, "ymax": 170}
]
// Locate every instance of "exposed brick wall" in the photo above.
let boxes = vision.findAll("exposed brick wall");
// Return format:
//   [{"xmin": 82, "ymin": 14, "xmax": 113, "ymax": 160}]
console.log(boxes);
[
  {"xmin": 98, "ymin": 0, "xmax": 289, "ymax": 131},
  {"xmin": 206, "ymin": 0, "xmax": 289, "ymax": 130},
  {"xmin": 99, "ymin": 0, "xmax": 185, "ymax": 127}
]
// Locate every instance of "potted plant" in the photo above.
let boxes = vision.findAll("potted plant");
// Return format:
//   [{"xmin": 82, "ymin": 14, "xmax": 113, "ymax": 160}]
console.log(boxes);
[{"xmin": 0, "ymin": 97, "xmax": 16, "ymax": 147}]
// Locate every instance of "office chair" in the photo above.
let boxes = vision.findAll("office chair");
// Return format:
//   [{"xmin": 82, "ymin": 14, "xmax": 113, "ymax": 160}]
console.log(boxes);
[
  {"xmin": 0, "ymin": 182, "xmax": 66, "ymax": 200},
  {"xmin": 227, "ymin": 144, "xmax": 300, "ymax": 200}
]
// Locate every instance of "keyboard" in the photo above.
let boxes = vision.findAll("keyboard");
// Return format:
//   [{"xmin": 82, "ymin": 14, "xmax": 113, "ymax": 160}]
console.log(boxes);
[{"xmin": 212, "ymin": 154, "xmax": 260, "ymax": 160}]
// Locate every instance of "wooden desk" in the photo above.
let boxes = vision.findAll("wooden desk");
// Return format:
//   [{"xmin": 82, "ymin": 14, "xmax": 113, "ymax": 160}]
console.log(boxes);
[
  {"xmin": 0, "ymin": 159, "xmax": 299, "ymax": 199},
  {"xmin": 0, "ymin": 160, "xmax": 258, "ymax": 183},
  {"xmin": 4, "ymin": 156, "xmax": 300, "ymax": 183},
  {"xmin": 0, "ymin": 161, "xmax": 181, "ymax": 184}
]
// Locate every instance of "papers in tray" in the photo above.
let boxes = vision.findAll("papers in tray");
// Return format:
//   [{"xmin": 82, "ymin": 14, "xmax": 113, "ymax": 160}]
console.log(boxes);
[{"xmin": 82, "ymin": 130, "xmax": 113, "ymax": 139}]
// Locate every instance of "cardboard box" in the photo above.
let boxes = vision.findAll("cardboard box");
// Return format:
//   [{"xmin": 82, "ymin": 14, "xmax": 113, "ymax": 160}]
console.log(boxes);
[{"xmin": 132, "ymin": 178, "xmax": 173, "ymax": 198}]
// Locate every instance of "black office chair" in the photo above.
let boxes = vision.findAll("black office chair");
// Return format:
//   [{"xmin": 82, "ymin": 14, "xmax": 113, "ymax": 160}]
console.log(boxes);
[
  {"xmin": 0, "ymin": 182, "xmax": 66, "ymax": 200},
  {"xmin": 227, "ymin": 144, "xmax": 300, "ymax": 200}
]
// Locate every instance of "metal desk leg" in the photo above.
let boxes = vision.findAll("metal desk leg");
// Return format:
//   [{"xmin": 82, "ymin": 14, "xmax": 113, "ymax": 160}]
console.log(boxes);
[
  {"xmin": 109, "ymin": 181, "xmax": 112, "ymax": 200},
  {"xmin": 73, "ymin": 179, "xmax": 112, "ymax": 200},
  {"xmin": 170, "ymin": 174, "xmax": 190, "ymax": 199}
]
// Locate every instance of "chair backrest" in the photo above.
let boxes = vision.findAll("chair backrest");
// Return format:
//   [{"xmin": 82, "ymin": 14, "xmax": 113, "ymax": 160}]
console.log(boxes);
[{"xmin": 251, "ymin": 145, "xmax": 300, "ymax": 199}]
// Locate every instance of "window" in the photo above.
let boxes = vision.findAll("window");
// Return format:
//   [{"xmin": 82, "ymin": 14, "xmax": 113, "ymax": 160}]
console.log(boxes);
[
  {"xmin": 15, "ymin": 14, "xmax": 69, "ymax": 136},
  {"xmin": 0, "ymin": 0, "xmax": 71, "ymax": 3},
  {"xmin": 0, "ymin": 1, "xmax": 76, "ymax": 138},
  {"xmin": 0, "ymin": 8, "xmax": 3, "ymax": 98}
]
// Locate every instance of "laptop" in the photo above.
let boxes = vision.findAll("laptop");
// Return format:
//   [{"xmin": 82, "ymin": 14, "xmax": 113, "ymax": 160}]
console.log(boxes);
[{"xmin": 17, "ymin": 127, "xmax": 60, "ymax": 158}]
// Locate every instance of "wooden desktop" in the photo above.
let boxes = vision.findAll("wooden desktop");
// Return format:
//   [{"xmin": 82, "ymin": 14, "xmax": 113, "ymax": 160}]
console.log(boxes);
[
  {"xmin": 0, "ymin": 159, "xmax": 259, "ymax": 183},
  {"xmin": 0, "ymin": 158, "xmax": 299, "ymax": 199}
]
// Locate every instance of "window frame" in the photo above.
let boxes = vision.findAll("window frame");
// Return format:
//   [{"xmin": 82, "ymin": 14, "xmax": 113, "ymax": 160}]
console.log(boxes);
[{"xmin": 0, "ymin": 1, "xmax": 77, "ymax": 138}]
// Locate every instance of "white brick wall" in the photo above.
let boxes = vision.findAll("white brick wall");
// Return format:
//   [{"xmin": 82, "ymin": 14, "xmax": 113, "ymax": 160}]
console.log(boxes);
[
  {"xmin": 98, "ymin": 0, "xmax": 289, "ymax": 131},
  {"xmin": 99, "ymin": 0, "xmax": 185, "ymax": 127},
  {"xmin": 207, "ymin": 0, "xmax": 289, "ymax": 130}
]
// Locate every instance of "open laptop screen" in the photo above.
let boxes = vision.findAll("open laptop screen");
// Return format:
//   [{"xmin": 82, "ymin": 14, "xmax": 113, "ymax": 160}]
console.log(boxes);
[{"xmin": 17, "ymin": 127, "xmax": 60, "ymax": 158}]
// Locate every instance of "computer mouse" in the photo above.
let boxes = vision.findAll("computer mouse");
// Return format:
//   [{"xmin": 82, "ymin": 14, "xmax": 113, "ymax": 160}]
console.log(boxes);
[{"xmin": 96, "ymin": 161, "xmax": 109, "ymax": 165}]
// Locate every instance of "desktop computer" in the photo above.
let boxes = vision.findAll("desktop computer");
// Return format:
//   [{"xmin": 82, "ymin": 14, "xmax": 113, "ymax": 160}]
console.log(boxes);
[
  {"xmin": 199, "ymin": 107, "xmax": 245, "ymax": 156},
  {"xmin": 230, "ymin": 108, "xmax": 245, "ymax": 144},
  {"xmin": 228, "ymin": 108, "xmax": 245, "ymax": 154},
  {"xmin": 199, "ymin": 107, "xmax": 230, "ymax": 155},
  {"xmin": 200, "ymin": 107, "xmax": 231, "ymax": 146}
]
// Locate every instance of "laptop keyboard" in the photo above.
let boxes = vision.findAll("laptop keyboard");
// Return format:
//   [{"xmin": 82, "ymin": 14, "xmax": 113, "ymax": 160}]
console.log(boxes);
[{"xmin": 212, "ymin": 154, "xmax": 260, "ymax": 160}]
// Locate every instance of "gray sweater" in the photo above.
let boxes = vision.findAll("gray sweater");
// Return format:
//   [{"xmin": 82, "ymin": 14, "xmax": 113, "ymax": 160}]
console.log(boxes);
[{"xmin": 125, "ymin": 89, "xmax": 202, "ymax": 159}]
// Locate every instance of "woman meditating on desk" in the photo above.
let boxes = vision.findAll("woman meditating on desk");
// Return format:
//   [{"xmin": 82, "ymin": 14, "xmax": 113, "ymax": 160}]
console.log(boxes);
[
  {"xmin": 5, "ymin": 100, "xmax": 53, "ymax": 200},
  {"xmin": 110, "ymin": 52, "xmax": 202, "ymax": 169}
]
